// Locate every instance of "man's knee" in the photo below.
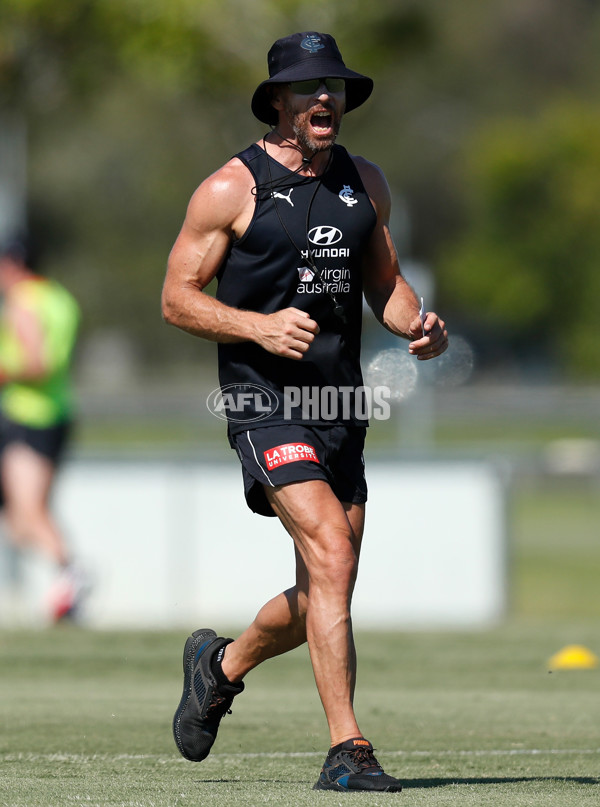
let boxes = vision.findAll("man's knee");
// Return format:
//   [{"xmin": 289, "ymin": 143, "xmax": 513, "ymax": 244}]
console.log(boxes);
[{"xmin": 307, "ymin": 524, "xmax": 358, "ymax": 589}]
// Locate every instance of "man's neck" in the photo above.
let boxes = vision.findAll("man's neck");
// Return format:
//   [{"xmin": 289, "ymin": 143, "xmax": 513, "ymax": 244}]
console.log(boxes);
[{"xmin": 264, "ymin": 131, "xmax": 332, "ymax": 176}]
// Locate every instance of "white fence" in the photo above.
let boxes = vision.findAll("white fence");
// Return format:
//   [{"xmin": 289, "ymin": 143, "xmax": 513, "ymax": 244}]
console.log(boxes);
[{"xmin": 0, "ymin": 457, "xmax": 507, "ymax": 629}]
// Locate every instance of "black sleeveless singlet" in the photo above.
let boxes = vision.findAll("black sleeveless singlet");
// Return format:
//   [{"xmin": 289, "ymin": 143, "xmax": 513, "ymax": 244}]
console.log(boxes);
[{"xmin": 216, "ymin": 143, "xmax": 377, "ymax": 435}]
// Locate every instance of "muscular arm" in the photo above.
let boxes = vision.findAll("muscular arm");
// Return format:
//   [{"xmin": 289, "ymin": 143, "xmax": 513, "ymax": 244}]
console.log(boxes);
[
  {"xmin": 355, "ymin": 156, "xmax": 448, "ymax": 359},
  {"xmin": 161, "ymin": 158, "xmax": 319, "ymax": 360}
]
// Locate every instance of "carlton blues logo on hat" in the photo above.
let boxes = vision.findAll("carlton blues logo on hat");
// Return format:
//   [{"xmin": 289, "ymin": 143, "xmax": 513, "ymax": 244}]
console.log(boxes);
[{"xmin": 301, "ymin": 35, "xmax": 325, "ymax": 53}]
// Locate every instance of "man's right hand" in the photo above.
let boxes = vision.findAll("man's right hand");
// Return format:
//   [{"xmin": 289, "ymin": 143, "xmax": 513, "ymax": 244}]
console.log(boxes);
[{"xmin": 255, "ymin": 308, "xmax": 320, "ymax": 360}]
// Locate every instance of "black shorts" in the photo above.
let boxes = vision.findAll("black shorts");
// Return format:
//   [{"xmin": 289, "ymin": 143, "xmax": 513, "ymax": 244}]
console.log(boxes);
[
  {"xmin": 231, "ymin": 423, "xmax": 367, "ymax": 517},
  {"xmin": 0, "ymin": 416, "xmax": 72, "ymax": 464}
]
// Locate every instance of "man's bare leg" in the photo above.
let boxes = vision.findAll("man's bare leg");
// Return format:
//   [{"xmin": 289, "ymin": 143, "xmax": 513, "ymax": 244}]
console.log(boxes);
[
  {"xmin": 222, "ymin": 480, "xmax": 366, "ymax": 746},
  {"xmin": 220, "ymin": 545, "xmax": 309, "ymax": 678}
]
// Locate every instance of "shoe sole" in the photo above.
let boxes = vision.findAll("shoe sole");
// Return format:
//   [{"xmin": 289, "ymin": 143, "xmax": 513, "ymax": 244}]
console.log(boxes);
[
  {"xmin": 313, "ymin": 782, "xmax": 402, "ymax": 792},
  {"xmin": 172, "ymin": 628, "xmax": 217, "ymax": 761}
]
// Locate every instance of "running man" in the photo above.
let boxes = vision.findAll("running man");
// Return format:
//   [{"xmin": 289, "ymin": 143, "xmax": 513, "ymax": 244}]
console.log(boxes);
[
  {"xmin": 163, "ymin": 32, "xmax": 448, "ymax": 792},
  {"xmin": 0, "ymin": 236, "xmax": 85, "ymax": 621}
]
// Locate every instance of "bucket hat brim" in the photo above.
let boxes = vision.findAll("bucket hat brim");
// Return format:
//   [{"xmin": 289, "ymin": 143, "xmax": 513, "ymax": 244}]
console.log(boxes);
[{"xmin": 251, "ymin": 42, "xmax": 373, "ymax": 125}]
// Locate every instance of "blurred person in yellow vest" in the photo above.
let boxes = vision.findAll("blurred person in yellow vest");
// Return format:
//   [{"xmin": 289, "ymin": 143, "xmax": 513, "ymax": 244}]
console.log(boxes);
[{"xmin": 0, "ymin": 234, "xmax": 87, "ymax": 622}]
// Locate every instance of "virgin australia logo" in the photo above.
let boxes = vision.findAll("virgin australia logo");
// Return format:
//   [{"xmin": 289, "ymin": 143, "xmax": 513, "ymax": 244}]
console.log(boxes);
[
  {"xmin": 308, "ymin": 225, "xmax": 343, "ymax": 246},
  {"xmin": 301, "ymin": 35, "xmax": 324, "ymax": 53},
  {"xmin": 298, "ymin": 267, "xmax": 315, "ymax": 282},
  {"xmin": 207, "ymin": 384, "xmax": 278, "ymax": 422}
]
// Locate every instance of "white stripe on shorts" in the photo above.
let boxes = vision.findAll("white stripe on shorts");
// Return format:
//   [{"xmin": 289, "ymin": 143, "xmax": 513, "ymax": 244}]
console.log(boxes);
[{"xmin": 246, "ymin": 431, "xmax": 275, "ymax": 487}]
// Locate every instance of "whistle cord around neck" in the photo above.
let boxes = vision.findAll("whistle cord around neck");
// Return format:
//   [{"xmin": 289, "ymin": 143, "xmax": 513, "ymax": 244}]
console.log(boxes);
[
  {"xmin": 273, "ymin": 128, "xmax": 315, "ymax": 165},
  {"xmin": 264, "ymin": 147, "xmax": 347, "ymax": 323},
  {"xmin": 252, "ymin": 135, "xmax": 321, "ymax": 199}
]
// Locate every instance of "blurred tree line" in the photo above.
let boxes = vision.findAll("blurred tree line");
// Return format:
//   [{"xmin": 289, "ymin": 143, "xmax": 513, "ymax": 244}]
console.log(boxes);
[{"xmin": 1, "ymin": 0, "xmax": 600, "ymax": 380}]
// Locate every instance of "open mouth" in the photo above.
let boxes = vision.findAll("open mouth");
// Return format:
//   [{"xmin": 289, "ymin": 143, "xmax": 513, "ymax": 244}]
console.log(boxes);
[{"xmin": 310, "ymin": 110, "xmax": 333, "ymax": 134}]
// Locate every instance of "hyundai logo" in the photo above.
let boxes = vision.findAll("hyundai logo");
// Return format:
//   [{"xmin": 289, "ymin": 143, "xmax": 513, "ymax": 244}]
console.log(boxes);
[{"xmin": 308, "ymin": 226, "xmax": 343, "ymax": 246}]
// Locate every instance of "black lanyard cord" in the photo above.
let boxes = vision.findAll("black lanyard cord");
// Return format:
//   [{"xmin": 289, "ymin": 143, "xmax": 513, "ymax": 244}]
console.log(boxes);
[{"xmin": 263, "ymin": 144, "xmax": 347, "ymax": 323}]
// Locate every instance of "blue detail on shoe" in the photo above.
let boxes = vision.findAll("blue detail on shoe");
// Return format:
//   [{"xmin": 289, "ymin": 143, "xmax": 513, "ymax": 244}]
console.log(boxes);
[
  {"xmin": 313, "ymin": 738, "xmax": 403, "ymax": 792},
  {"xmin": 194, "ymin": 641, "xmax": 212, "ymax": 663}
]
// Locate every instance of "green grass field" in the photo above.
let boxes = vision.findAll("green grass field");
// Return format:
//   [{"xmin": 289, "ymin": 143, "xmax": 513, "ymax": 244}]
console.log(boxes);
[
  {"xmin": 1, "ymin": 622, "xmax": 599, "ymax": 807},
  {"xmin": 1, "ymin": 481, "xmax": 599, "ymax": 806}
]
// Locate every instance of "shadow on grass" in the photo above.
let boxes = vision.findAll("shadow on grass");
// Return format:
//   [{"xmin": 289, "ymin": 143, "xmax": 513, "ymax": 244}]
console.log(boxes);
[
  {"xmin": 402, "ymin": 776, "xmax": 600, "ymax": 789},
  {"xmin": 192, "ymin": 779, "xmax": 311, "ymax": 785},
  {"xmin": 192, "ymin": 776, "xmax": 599, "ymax": 787}
]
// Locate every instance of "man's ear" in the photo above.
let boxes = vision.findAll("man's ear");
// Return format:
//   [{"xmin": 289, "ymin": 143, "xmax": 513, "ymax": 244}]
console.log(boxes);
[{"xmin": 269, "ymin": 84, "xmax": 285, "ymax": 112}]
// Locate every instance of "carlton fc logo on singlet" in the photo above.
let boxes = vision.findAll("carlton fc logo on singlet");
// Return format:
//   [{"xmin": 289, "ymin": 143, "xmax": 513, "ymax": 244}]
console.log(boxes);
[
  {"xmin": 339, "ymin": 185, "xmax": 358, "ymax": 207},
  {"xmin": 301, "ymin": 35, "xmax": 325, "ymax": 53}
]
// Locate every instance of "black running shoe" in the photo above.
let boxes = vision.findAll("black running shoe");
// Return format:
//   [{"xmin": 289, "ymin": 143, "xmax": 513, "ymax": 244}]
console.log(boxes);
[
  {"xmin": 173, "ymin": 628, "xmax": 244, "ymax": 762},
  {"xmin": 313, "ymin": 738, "xmax": 403, "ymax": 792}
]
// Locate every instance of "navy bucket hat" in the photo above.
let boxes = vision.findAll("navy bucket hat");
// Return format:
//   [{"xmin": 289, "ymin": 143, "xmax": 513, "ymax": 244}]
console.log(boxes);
[{"xmin": 251, "ymin": 32, "xmax": 373, "ymax": 125}]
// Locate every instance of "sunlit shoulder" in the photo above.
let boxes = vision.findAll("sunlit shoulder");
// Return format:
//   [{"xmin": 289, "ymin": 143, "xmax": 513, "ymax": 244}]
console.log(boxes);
[{"xmin": 186, "ymin": 157, "xmax": 256, "ymax": 237}]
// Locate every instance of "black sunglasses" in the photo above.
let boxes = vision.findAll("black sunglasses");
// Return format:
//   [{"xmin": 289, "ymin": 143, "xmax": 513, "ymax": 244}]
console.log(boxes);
[{"xmin": 287, "ymin": 77, "xmax": 346, "ymax": 95}]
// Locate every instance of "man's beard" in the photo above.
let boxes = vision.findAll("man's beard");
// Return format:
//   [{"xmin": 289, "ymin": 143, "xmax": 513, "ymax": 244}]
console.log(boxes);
[{"xmin": 284, "ymin": 100, "xmax": 341, "ymax": 153}]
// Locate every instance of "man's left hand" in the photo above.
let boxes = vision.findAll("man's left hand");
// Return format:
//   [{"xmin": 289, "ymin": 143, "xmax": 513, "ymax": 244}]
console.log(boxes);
[{"xmin": 407, "ymin": 313, "xmax": 448, "ymax": 360}]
